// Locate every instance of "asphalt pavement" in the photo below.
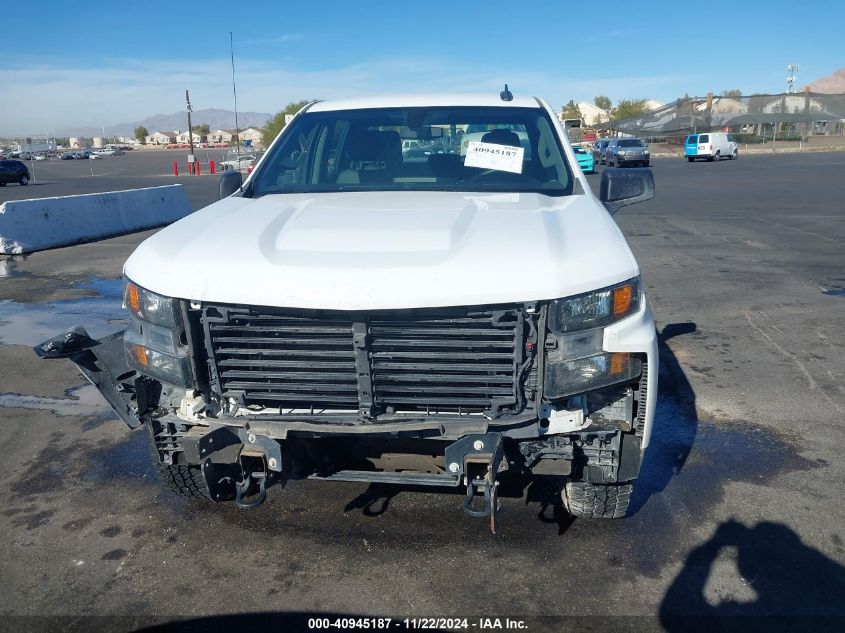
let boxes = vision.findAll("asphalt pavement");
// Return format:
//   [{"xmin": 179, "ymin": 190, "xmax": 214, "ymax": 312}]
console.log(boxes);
[{"xmin": 1, "ymin": 151, "xmax": 844, "ymax": 632}]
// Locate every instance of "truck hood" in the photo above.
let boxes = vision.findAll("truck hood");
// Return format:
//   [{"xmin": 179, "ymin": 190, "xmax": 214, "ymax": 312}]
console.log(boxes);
[{"xmin": 124, "ymin": 191, "xmax": 639, "ymax": 310}]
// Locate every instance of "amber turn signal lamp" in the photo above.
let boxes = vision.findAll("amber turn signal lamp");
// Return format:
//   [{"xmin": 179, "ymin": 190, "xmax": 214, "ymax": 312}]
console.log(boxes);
[
  {"xmin": 612, "ymin": 284, "xmax": 634, "ymax": 317},
  {"xmin": 126, "ymin": 283, "xmax": 141, "ymax": 314},
  {"xmin": 127, "ymin": 342, "xmax": 148, "ymax": 367},
  {"xmin": 609, "ymin": 352, "xmax": 627, "ymax": 375}
]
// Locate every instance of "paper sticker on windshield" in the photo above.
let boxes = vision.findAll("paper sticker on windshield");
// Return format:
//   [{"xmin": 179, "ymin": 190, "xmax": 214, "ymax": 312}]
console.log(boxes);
[{"xmin": 464, "ymin": 142, "xmax": 524, "ymax": 174}]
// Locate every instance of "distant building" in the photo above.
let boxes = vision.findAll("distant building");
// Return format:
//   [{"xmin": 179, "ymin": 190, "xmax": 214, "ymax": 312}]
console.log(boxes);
[
  {"xmin": 576, "ymin": 102, "xmax": 609, "ymax": 126},
  {"xmin": 69, "ymin": 137, "xmax": 88, "ymax": 149},
  {"xmin": 176, "ymin": 131, "xmax": 205, "ymax": 144},
  {"xmin": 762, "ymin": 94, "xmax": 825, "ymax": 114},
  {"xmin": 239, "ymin": 127, "xmax": 264, "ymax": 146},
  {"xmin": 711, "ymin": 98, "xmax": 748, "ymax": 115},
  {"xmin": 209, "ymin": 129, "xmax": 235, "ymax": 143},
  {"xmin": 145, "ymin": 131, "xmax": 177, "ymax": 145}
]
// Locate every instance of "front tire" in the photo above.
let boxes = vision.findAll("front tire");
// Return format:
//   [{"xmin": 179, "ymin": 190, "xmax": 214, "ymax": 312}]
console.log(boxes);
[
  {"xmin": 562, "ymin": 480, "xmax": 633, "ymax": 518},
  {"xmin": 687, "ymin": 156, "xmax": 694, "ymax": 162},
  {"xmin": 19, "ymin": 175, "xmax": 29, "ymax": 185},
  {"xmin": 159, "ymin": 462, "xmax": 213, "ymax": 500},
  {"xmin": 731, "ymin": 149, "xmax": 738, "ymax": 160}
]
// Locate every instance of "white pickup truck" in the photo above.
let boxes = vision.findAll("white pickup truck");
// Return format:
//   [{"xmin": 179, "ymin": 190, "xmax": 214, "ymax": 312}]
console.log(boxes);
[{"xmin": 37, "ymin": 91, "xmax": 658, "ymax": 529}]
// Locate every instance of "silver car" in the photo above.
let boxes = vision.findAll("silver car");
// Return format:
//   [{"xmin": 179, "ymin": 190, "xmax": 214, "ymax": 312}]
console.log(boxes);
[{"xmin": 605, "ymin": 138, "xmax": 650, "ymax": 167}]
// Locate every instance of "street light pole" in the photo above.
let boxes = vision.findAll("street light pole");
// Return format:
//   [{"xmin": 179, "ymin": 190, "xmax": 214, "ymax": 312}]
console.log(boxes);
[{"xmin": 186, "ymin": 89, "xmax": 195, "ymax": 172}]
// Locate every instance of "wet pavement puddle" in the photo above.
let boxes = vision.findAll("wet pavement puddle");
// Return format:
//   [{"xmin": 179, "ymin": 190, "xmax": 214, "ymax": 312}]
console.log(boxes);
[
  {"xmin": 0, "ymin": 277, "xmax": 126, "ymax": 346},
  {"xmin": 0, "ymin": 384, "xmax": 109, "ymax": 417}
]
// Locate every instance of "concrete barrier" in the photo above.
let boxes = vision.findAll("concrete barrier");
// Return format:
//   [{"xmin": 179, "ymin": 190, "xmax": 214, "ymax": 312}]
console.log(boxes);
[{"xmin": 0, "ymin": 185, "xmax": 192, "ymax": 254}]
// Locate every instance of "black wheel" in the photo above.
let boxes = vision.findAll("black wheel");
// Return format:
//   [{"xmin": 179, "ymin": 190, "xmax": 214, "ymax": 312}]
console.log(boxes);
[
  {"xmin": 562, "ymin": 480, "xmax": 633, "ymax": 518},
  {"xmin": 159, "ymin": 462, "xmax": 214, "ymax": 500},
  {"xmin": 731, "ymin": 149, "xmax": 738, "ymax": 160},
  {"xmin": 687, "ymin": 156, "xmax": 694, "ymax": 162},
  {"xmin": 148, "ymin": 428, "xmax": 212, "ymax": 500},
  {"xmin": 19, "ymin": 175, "xmax": 29, "ymax": 185}
]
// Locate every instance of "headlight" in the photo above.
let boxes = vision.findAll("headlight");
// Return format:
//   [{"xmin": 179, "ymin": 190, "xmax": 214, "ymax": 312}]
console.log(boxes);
[
  {"xmin": 543, "ymin": 280, "xmax": 643, "ymax": 399},
  {"xmin": 123, "ymin": 278, "xmax": 192, "ymax": 387},
  {"xmin": 548, "ymin": 279, "xmax": 639, "ymax": 333},
  {"xmin": 125, "ymin": 340, "xmax": 193, "ymax": 387},
  {"xmin": 124, "ymin": 280, "xmax": 180, "ymax": 328},
  {"xmin": 617, "ymin": 151, "xmax": 626, "ymax": 156},
  {"xmin": 545, "ymin": 352, "xmax": 642, "ymax": 399}
]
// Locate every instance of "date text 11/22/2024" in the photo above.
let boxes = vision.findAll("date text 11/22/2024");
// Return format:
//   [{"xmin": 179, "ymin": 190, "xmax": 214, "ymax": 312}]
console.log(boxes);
[{"xmin": 307, "ymin": 617, "xmax": 528, "ymax": 630}]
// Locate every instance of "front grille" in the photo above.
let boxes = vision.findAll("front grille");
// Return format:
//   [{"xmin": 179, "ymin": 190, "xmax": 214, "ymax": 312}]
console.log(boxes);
[{"xmin": 201, "ymin": 304, "xmax": 533, "ymax": 417}]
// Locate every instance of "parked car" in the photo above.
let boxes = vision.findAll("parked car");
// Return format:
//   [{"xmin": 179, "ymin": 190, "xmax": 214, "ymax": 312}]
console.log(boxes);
[
  {"xmin": 592, "ymin": 139, "xmax": 610, "ymax": 165},
  {"xmin": 220, "ymin": 152, "xmax": 256, "ymax": 171},
  {"xmin": 34, "ymin": 153, "xmax": 47, "ymax": 161},
  {"xmin": 572, "ymin": 144, "xmax": 595, "ymax": 174},
  {"xmin": 36, "ymin": 92, "xmax": 658, "ymax": 528},
  {"xmin": 0, "ymin": 159, "xmax": 31, "ymax": 186},
  {"xmin": 685, "ymin": 132, "xmax": 737, "ymax": 162},
  {"xmin": 605, "ymin": 138, "xmax": 650, "ymax": 167},
  {"xmin": 60, "ymin": 153, "xmax": 75, "ymax": 160}
]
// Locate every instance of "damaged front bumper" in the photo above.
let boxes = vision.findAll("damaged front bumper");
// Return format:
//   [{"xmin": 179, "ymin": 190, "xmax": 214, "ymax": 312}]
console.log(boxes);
[
  {"xmin": 34, "ymin": 302, "xmax": 656, "ymax": 532},
  {"xmin": 33, "ymin": 327, "xmax": 148, "ymax": 429}
]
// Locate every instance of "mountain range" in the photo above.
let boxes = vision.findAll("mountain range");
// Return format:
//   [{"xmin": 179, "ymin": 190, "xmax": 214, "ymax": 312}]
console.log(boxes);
[
  {"xmin": 803, "ymin": 68, "xmax": 845, "ymax": 93},
  {"xmin": 56, "ymin": 108, "xmax": 272, "ymax": 138}
]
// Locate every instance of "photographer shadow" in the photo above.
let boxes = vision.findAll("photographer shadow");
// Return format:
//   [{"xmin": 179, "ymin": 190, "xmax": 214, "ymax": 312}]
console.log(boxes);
[{"xmin": 660, "ymin": 519, "xmax": 845, "ymax": 632}]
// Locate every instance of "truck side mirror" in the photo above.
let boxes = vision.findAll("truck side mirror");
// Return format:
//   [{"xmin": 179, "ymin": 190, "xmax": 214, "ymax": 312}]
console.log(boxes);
[
  {"xmin": 218, "ymin": 170, "xmax": 243, "ymax": 200},
  {"xmin": 599, "ymin": 167, "xmax": 655, "ymax": 215}
]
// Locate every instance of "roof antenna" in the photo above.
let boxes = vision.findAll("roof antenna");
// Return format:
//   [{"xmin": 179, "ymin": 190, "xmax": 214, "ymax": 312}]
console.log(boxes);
[
  {"xmin": 500, "ymin": 84, "xmax": 513, "ymax": 102},
  {"xmin": 230, "ymin": 31, "xmax": 242, "ymax": 185}
]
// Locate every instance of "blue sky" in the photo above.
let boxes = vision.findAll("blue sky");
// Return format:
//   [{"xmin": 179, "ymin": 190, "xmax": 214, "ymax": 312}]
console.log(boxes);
[{"xmin": 2, "ymin": 0, "xmax": 843, "ymax": 135}]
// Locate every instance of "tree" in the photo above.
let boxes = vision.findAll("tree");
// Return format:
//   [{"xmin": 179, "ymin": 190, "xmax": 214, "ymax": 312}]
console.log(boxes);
[
  {"xmin": 611, "ymin": 99, "xmax": 649, "ymax": 121},
  {"xmin": 594, "ymin": 95, "xmax": 612, "ymax": 112},
  {"xmin": 559, "ymin": 100, "xmax": 583, "ymax": 121},
  {"xmin": 134, "ymin": 126, "xmax": 149, "ymax": 143},
  {"xmin": 262, "ymin": 99, "xmax": 315, "ymax": 146},
  {"xmin": 192, "ymin": 123, "xmax": 210, "ymax": 135},
  {"xmin": 721, "ymin": 89, "xmax": 742, "ymax": 98}
]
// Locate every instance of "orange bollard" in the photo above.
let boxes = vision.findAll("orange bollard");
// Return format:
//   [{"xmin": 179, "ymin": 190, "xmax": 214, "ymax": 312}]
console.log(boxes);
[
  {"xmin": 209, "ymin": 160, "xmax": 215, "ymax": 175},
  {"xmin": 196, "ymin": 161, "xmax": 201, "ymax": 176},
  {"xmin": 173, "ymin": 161, "xmax": 178, "ymax": 176}
]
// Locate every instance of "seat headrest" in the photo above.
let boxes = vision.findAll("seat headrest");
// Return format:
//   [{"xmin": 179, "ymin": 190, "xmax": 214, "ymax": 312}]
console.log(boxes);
[
  {"xmin": 347, "ymin": 129, "xmax": 402, "ymax": 167},
  {"xmin": 481, "ymin": 129, "xmax": 521, "ymax": 148}
]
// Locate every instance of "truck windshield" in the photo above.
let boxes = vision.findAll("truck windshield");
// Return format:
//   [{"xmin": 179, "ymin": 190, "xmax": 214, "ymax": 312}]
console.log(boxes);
[{"xmin": 250, "ymin": 106, "xmax": 574, "ymax": 197}]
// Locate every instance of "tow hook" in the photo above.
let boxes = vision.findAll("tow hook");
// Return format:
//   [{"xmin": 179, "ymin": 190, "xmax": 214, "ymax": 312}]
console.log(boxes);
[
  {"xmin": 463, "ymin": 474, "xmax": 501, "ymax": 533},
  {"xmin": 195, "ymin": 427, "xmax": 284, "ymax": 508},
  {"xmin": 445, "ymin": 432, "xmax": 508, "ymax": 533},
  {"xmin": 234, "ymin": 456, "xmax": 268, "ymax": 509}
]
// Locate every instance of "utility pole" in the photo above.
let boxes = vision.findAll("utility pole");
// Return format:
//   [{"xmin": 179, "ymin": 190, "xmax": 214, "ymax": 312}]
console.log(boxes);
[{"xmin": 186, "ymin": 89, "xmax": 195, "ymax": 172}]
